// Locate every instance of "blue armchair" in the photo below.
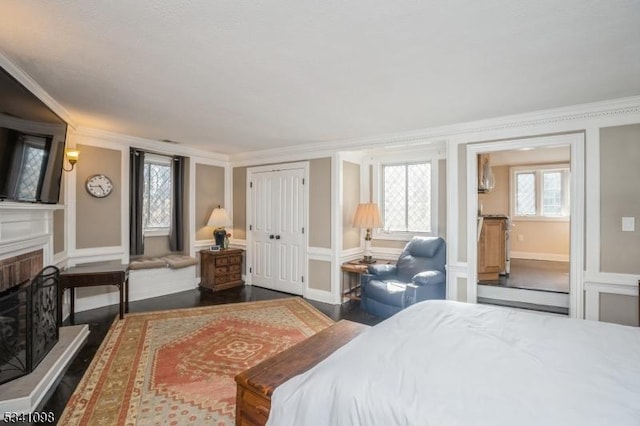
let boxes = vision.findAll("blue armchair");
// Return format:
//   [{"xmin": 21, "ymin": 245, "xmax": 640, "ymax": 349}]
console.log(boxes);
[{"xmin": 361, "ymin": 236, "xmax": 446, "ymax": 318}]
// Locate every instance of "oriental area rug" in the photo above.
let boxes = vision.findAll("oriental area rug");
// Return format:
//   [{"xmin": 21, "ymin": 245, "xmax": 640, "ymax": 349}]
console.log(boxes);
[{"xmin": 59, "ymin": 298, "xmax": 333, "ymax": 425}]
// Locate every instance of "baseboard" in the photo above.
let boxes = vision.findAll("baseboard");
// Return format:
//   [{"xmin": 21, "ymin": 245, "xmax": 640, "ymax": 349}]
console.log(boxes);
[
  {"xmin": 304, "ymin": 287, "xmax": 335, "ymax": 304},
  {"xmin": 510, "ymin": 251, "xmax": 570, "ymax": 262}
]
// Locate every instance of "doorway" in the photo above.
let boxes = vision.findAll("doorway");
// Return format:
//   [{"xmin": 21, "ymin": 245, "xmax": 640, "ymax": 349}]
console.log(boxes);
[
  {"xmin": 476, "ymin": 146, "xmax": 571, "ymax": 314},
  {"xmin": 246, "ymin": 162, "xmax": 308, "ymax": 295},
  {"xmin": 466, "ymin": 134, "xmax": 585, "ymax": 319}
]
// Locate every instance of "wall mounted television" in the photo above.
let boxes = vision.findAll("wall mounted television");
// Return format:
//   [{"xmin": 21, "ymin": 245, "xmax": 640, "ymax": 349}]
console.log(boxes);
[{"xmin": 0, "ymin": 66, "xmax": 68, "ymax": 204}]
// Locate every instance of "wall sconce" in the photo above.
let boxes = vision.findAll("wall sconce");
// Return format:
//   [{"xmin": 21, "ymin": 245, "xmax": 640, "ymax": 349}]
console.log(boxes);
[
  {"xmin": 207, "ymin": 205, "xmax": 232, "ymax": 248},
  {"xmin": 62, "ymin": 148, "xmax": 80, "ymax": 172},
  {"xmin": 353, "ymin": 203, "xmax": 383, "ymax": 264}
]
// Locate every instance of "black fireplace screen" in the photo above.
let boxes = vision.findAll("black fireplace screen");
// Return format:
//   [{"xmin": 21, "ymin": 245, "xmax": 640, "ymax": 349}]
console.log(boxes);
[{"xmin": 0, "ymin": 266, "xmax": 59, "ymax": 385}]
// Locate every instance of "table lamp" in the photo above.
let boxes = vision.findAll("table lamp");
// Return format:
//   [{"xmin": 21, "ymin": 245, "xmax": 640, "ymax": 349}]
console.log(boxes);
[
  {"xmin": 352, "ymin": 203, "xmax": 383, "ymax": 264},
  {"xmin": 207, "ymin": 206, "xmax": 232, "ymax": 248}
]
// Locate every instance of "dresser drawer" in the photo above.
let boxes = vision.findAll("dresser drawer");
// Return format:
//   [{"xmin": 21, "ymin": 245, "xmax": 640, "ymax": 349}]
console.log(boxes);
[
  {"xmin": 215, "ymin": 257, "xmax": 229, "ymax": 266},
  {"xmin": 229, "ymin": 264, "xmax": 241, "ymax": 273},
  {"xmin": 215, "ymin": 266, "xmax": 228, "ymax": 275},
  {"xmin": 229, "ymin": 255, "xmax": 242, "ymax": 265},
  {"xmin": 230, "ymin": 273, "xmax": 241, "ymax": 281}
]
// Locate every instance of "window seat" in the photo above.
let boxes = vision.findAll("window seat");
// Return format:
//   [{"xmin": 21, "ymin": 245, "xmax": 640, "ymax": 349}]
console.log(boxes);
[
  {"xmin": 129, "ymin": 254, "xmax": 197, "ymax": 270},
  {"xmin": 128, "ymin": 254, "xmax": 198, "ymax": 302}
]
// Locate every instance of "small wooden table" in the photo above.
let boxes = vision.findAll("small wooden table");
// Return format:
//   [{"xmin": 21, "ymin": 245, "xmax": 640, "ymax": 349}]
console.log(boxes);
[
  {"xmin": 341, "ymin": 259, "xmax": 394, "ymax": 300},
  {"xmin": 235, "ymin": 320, "xmax": 369, "ymax": 426},
  {"xmin": 58, "ymin": 263, "xmax": 129, "ymax": 326}
]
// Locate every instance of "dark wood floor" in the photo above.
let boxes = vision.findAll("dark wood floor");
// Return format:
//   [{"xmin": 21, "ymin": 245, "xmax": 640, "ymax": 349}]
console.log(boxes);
[
  {"xmin": 478, "ymin": 258, "xmax": 570, "ymax": 293},
  {"xmin": 42, "ymin": 285, "xmax": 381, "ymax": 420}
]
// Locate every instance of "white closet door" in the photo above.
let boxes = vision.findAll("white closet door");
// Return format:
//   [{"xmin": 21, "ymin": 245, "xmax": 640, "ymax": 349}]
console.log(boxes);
[
  {"xmin": 272, "ymin": 168, "xmax": 304, "ymax": 294},
  {"xmin": 251, "ymin": 171, "xmax": 277, "ymax": 289},
  {"xmin": 250, "ymin": 168, "xmax": 305, "ymax": 295}
]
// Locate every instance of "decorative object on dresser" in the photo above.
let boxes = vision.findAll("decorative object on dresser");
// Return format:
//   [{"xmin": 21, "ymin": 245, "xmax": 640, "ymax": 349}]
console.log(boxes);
[
  {"xmin": 352, "ymin": 203, "xmax": 383, "ymax": 264},
  {"xmin": 199, "ymin": 248, "xmax": 244, "ymax": 291},
  {"xmin": 235, "ymin": 320, "xmax": 369, "ymax": 426},
  {"xmin": 208, "ymin": 205, "xmax": 233, "ymax": 248}
]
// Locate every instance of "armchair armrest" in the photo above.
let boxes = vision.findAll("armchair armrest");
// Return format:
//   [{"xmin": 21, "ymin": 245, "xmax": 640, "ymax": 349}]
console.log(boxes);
[
  {"xmin": 404, "ymin": 283, "xmax": 419, "ymax": 307},
  {"xmin": 411, "ymin": 270, "xmax": 445, "ymax": 286},
  {"xmin": 367, "ymin": 264, "xmax": 398, "ymax": 279}
]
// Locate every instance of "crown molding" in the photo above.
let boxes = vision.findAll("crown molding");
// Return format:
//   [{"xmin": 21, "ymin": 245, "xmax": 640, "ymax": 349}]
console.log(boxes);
[
  {"xmin": 0, "ymin": 50, "xmax": 76, "ymax": 129},
  {"xmin": 74, "ymin": 126, "xmax": 231, "ymax": 163},
  {"xmin": 230, "ymin": 95, "xmax": 640, "ymax": 164}
]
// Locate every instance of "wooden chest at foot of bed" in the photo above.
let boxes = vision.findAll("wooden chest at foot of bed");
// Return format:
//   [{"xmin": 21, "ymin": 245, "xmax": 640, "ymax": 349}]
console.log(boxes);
[{"xmin": 235, "ymin": 319, "xmax": 369, "ymax": 426}]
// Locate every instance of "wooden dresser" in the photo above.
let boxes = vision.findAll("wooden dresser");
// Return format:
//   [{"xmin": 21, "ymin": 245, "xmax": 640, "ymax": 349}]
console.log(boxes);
[
  {"xmin": 199, "ymin": 249, "xmax": 244, "ymax": 291},
  {"xmin": 235, "ymin": 320, "xmax": 369, "ymax": 426}
]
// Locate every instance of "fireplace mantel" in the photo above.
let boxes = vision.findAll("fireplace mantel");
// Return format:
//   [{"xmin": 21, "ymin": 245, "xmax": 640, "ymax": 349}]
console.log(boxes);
[
  {"xmin": 0, "ymin": 202, "xmax": 64, "ymax": 211},
  {"xmin": 0, "ymin": 202, "xmax": 62, "ymax": 266}
]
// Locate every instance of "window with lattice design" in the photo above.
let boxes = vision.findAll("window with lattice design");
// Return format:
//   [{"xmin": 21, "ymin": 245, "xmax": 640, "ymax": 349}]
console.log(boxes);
[
  {"xmin": 16, "ymin": 136, "xmax": 47, "ymax": 201},
  {"xmin": 143, "ymin": 155, "xmax": 172, "ymax": 233},
  {"xmin": 512, "ymin": 165, "xmax": 569, "ymax": 220},
  {"xmin": 381, "ymin": 162, "xmax": 432, "ymax": 234}
]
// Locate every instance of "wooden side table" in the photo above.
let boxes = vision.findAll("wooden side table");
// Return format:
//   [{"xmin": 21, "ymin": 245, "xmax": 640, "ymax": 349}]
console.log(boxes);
[
  {"xmin": 199, "ymin": 249, "xmax": 245, "ymax": 292},
  {"xmin": 341, "ymin": 259, "xmax": 394, "ymax": 300},
  {"xmin": 59, "ymin": 263, "xmax": 129, "ymax": 326}
]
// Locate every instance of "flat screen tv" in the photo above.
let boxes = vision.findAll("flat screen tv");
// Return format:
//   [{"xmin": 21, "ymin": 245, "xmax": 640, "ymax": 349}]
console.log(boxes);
[{"xmin": 0, "ymin": 66, "xmax": 67, "ymax": 204}]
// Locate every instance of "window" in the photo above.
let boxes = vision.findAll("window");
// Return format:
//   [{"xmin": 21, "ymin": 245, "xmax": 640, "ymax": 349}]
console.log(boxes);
[
  {"xmin": 376, "ymin": 160, "xmax": 437, "ymax": 238},
  {"xmin": 143, "ymin": 154, "xmax": 172, "ymax": 234},
  {"xmin": 511, "ymin": 164, "xmax": 570, "ymax": 220},
  {"xmin": 16, "ymin": 136, "xmax": 47, "ymax": 201}
]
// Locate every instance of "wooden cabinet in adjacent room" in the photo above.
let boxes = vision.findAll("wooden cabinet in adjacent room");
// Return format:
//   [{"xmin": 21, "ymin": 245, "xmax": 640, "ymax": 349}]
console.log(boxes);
[
  {"xmin": 199, "ymin": 249, "xmax": 244, "ymax": 291},
  {"xmin": 478, "ymin": 216, "xmax": 507, "ymax": 281}
]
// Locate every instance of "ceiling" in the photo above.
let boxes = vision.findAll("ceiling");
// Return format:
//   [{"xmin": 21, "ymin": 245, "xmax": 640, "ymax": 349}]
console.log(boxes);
[{"xmin": 0, "ymin": 1, "xmax": 639, "ymax": 155}]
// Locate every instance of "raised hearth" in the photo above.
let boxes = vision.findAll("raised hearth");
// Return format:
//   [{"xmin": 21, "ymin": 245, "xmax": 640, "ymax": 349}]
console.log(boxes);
[{"xmin": 0, "ymin": 204, "xmax": 87, "ymax": 412}]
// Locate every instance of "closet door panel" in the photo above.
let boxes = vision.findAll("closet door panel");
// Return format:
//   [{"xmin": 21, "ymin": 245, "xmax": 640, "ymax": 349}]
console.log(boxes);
[
  {"xmin": 250, "ymin": 167, "xmax": 305, "ymax": 296},
  {"xmin": 251, "ymin": 171, "xmax": 278, "ymax": 288}
]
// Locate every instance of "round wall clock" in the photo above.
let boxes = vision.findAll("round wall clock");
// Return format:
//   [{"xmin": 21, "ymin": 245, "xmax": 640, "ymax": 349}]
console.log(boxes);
[{"xmin": 85, "ymin": 174, "xmax": 114, "ymax": 198}]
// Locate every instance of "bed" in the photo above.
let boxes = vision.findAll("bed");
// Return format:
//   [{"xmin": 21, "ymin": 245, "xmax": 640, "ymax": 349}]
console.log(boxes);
[{"xmin": 265, "ymin": 300, "xmax": 640, "ymax": 426}]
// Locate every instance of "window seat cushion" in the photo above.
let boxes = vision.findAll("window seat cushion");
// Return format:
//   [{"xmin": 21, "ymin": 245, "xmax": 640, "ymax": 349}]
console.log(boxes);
[
  {"xmin": 163, "ymin": 254, "xmax": 198, "ymax": 269},
  {"xmin": 128, "ymin": 257, "xmax": 167, "ymax": 270},
  {"xmin": 128, "ymin": 254, "xmax": 197, "ymax": 270}
]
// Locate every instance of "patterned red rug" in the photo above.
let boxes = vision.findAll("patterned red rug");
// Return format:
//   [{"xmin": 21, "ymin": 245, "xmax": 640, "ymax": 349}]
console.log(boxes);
[{"xmin": 59, "ymin": 298, "xmax": 333, "ymax": 425}]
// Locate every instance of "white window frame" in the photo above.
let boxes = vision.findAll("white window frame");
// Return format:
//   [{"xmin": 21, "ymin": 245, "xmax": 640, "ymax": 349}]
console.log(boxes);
[
  {"xmin": 143, "ymin": 153, "xmax": 173, "ymax": 236},
  {"xmin": 510, "ymin": 163, "xmax": 570, "ymax": 222},
  {"xmin": 372, "ymin": 155, "xmax": 439, "ymax": 240}
]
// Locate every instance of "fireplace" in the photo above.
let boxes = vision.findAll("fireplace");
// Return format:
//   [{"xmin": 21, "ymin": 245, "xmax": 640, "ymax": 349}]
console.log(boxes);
[{"xmin": 0, "ymin": 250, "xmax": 58, "ymax": 386}]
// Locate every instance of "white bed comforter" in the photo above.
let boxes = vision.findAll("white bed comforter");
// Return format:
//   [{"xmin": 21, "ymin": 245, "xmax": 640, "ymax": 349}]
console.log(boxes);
[{"xmin": 267, "ymin": 300, "xmax": 640, "ymax": 426}]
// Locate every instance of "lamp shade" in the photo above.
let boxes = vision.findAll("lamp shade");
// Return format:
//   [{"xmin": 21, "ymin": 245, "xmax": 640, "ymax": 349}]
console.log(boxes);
[
  {"xmin": 352, "ymin": 203, "xmax": 383, "ymax": 229},
  {"xmin": 207, "ymin": 207, "xmax": 232, "ymax": 228},
  {"xmin": 65, "ymin": 148, "xmax": 80, "ymax": 163}
]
